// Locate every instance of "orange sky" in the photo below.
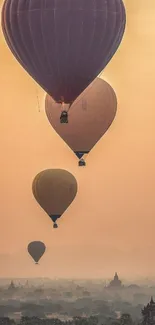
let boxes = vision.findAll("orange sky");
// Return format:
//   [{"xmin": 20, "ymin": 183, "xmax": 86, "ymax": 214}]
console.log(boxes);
[{"xmin": 0, "ymin": 0, "xmax": 155, "ymax": 279}]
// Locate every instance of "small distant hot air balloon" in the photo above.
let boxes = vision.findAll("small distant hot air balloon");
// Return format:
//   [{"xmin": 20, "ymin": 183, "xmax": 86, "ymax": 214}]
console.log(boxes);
[
  {"xmin": 32, "ymin": 169, "xmax": 78, "ymax": 228},
  {"xmin": 45, "ymin": 78, "xmax": 117, "ymax": 166},
  {"xmin": 1, "ymin": 0, "xmax": 126, "ymax": 121},
  {"xmin": 27, "ymin": 241, "xmax": 46, "ymax": 265}
]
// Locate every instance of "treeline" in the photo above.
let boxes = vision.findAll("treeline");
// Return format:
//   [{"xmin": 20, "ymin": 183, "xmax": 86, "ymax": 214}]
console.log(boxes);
[
  {"xmin": 0, "ymin": 300, "xmax": 143, "ymax": 320},
  {"xmin": 0, "ymin": 314, "xmax": 141, "ymax": 325}
]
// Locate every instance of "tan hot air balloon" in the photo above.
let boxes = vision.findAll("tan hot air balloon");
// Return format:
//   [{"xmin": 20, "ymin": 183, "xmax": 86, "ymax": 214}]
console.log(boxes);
[
  {"xmin": 45, "ymin": 78, "xmax": 117, "ymax": 166},
  {"xmin": 27, "ymin": 241, "xmax": 46, "ymax": 265},
  {"xmin": 32, "ymin": 169, "xmax": 78, "ymax": 228}
]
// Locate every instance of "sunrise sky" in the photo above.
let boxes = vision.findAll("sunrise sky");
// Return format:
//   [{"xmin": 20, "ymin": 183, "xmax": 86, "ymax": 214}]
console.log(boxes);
[{"xmin": 0, "ymin": 0, "xmax": 155, "ymax": 279}]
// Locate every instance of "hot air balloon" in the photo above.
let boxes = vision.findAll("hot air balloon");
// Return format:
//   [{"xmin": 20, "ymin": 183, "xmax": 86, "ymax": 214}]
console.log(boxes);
[
  {"xmin": 1, "ymin": 0, "xmax": 126, "ymax": 121},
  {"xmin": 27, "ymin": 241, "xmax": 46, "ymax": 265},
  {"xmin": 32, "ymin": 169, "xmax": 78, "ymax": 228},
  {"xmin": 45, "ymin": 78, "xmax": 117, "ymax": 166}
]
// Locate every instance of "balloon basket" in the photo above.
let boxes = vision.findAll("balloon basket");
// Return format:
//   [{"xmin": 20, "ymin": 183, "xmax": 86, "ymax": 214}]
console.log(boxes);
[
  {"xmin": 60, "ymin": 111, "xmax": 68, "ymax": 123},
  {"xmin": 78, "ymin": 159, "xmax": 86, "ymax": 167}
]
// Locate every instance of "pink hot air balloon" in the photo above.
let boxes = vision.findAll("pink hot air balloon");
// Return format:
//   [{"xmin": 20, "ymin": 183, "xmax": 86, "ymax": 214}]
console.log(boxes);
[{"xmin": 45, "ymin": 78, "xmax": 117, "ymax": 166}]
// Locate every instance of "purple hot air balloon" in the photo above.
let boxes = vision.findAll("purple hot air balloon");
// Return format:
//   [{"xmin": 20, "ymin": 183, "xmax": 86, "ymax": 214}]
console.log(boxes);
[{"xmin": 1, "ymin": 0, "xmax": 126, "ymax": 107}]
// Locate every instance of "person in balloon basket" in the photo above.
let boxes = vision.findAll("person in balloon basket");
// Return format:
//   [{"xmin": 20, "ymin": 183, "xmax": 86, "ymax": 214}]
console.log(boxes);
[
  {"xmin": 60, "ymin": 110, "xmax": 68, "ymax": 123},
  {"xmin": 58, "ymin": 97, "xmax": 73, "ymax": 123}
]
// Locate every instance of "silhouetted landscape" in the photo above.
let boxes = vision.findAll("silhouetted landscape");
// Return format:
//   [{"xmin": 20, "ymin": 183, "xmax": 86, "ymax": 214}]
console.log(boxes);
[{"xmin": 0, "ymin": 273, "xmax": 154, "ymax": 324}]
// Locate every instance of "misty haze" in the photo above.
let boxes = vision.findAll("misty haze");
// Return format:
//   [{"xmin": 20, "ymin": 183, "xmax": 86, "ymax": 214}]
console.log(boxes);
[
  {"xmin": 0, "ymin": 0, "xmax": 155, "ymax": 324},
  {"xmin": 0, "ymin": 273, "xmax": 154, "ymax": 324}
]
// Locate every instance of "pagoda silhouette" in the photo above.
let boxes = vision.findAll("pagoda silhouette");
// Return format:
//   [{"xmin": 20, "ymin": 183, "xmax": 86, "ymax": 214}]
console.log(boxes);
[
  {"xmin": 142, "ymin": 297, "xmax": 155, "ymax": 325},
  {"xmin": 107, "ymin": 272, "xmax": 122, "ymax": 288},
  {"xmin": 8, "ymin": 280, "xmax": 16, "ymax": 291}
]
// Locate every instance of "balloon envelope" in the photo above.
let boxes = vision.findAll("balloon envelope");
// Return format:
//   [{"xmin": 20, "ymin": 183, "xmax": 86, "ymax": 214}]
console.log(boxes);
[
  {"xmin": 1, "ymin": 0, "xmax": 126, "ymax": 103},
  {"xmin": 32, "ymin": 169, "xmax": 78, "ymax": 224},
  {"xmin": 27, "ymin": 241, "xmax": 46, "ymax": 263},
  {"xmin": 45, "ymin": 78, "xmax": 117, "ymax": 158}
]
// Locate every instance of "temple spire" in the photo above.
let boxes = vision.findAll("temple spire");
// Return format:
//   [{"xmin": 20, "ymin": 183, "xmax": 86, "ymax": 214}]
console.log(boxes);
[
  {"xmin": 142, "ymin": 297, "xmax": 155, "ymax": 325},
  {"xmin": 114, "ymin": 272, "xmax": 119, "ymax": 280},
  {"xmin": 107, "ymin": 272, "xmax": 122, "ymax": 288}
]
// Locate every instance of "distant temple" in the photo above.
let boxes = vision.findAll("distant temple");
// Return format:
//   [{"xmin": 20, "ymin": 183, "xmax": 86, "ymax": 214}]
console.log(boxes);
[
  {"xmin": 8, "ymin": 280, "xmax": 16, "ymax": 290},
  {"xmin": 107, "ymin": 272, "xmax": 122, "ymax": 288},
  {"xmin": 25, "ymin": 280, "xmax": 29, "ymax": 288},
  {"xmin": 142, "ymin": 297, "xmax": 155, "ymax": 325}
]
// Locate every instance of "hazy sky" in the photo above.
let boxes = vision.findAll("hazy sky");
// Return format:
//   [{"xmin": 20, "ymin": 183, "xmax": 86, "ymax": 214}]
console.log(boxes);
[{"xmin": 0, "ymin": 0, "xmax": 155, "ymax": 279}]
